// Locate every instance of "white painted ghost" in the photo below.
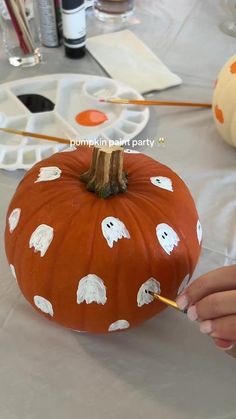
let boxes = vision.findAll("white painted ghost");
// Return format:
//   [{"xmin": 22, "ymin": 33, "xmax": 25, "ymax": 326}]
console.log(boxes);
[
  {"xmin": 9, "ymin": 264, "xmax": 16, "ymax": 280},
  {"xmin": 150, "ymin": 176, "xmax": 173, "ymax": 192},
  {"xmin": 101, "ymin": 216, "xmax": 130, "ymax": 248},
  {"xmin": 61, "ymin": 146, "xmax": 77, "ymax": 152},
  {"xmin": 8, "ymin": 208, "xmax": 21, "ymax": 233},
  {"xmin": 108, "ymin": 320, "xmax": 130, "ymax": 332},
  {"xmin": 77, "ymin": 274, "xmax": 107, "ymax": 305},
  {"xmin": 197, "ymin": 220, "xmax": 202, "ymax": 244},
  {"xmin": 177, "ymin": 274, "xmax": 190, "ymax": 295},
  {"xmin": 29, "ymin": 224, "xmax": 54, "ymax": 257},
  {"xmin": 137, "ymin": 277, "xmax": 161, "ymax": 307},
  {"xmin": 35, "ymin": 166, "xmax": 62, "ymax": 183},
  {"xmin": 34, "ymin": 295, "xmax": 54, "ymax": 316},
  {"xmin": 124, "ymin": 149, "xmax": 140, "ymax": 154},
  {"xmin": 156, "ymin": 223, "xmax": 180, "ymax": 255}
]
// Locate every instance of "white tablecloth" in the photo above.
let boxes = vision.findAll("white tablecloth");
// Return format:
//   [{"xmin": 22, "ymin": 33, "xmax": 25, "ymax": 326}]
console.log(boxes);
[{"xmin": 0, "ymin": 1, "xmax": 236, "ymax": 418}]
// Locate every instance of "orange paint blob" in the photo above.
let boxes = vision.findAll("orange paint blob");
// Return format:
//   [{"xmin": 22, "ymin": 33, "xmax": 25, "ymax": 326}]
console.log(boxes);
[
  {"xmin": 215, "ymin": 105, "xmax": 224, "ymax": 124},
  {"xmin": 230, "ymin": 61, "xmax": 236, "ymax": 74},
  {"xmin": 75, "ymin": 110, "xmax": 108, "ymax": 126}
]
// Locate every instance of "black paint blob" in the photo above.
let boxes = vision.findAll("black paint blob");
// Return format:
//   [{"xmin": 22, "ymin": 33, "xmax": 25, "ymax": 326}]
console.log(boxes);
[{"xmin": 17, "ymin": 94, "xmax": 55, "ymax": 113}]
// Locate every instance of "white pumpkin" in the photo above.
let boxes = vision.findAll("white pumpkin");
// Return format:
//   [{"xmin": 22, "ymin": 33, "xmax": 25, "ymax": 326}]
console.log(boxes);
[{"xmin": 212, "ymin": 54, "xmax": 236, "ymax": 147}]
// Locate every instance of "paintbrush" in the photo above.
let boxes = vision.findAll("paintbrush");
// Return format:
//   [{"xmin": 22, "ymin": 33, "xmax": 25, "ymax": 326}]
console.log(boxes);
[
  {"xmin": 148, "ymin": 290, "xmax": 187, "ymax": 313},
  {"xmin": 5, "ymin": 0, "xmax": 29, "ymax": 54},
  {"xmin": 0, "ymin": 127, "xmax": 71, "ymax": 145},
  {"xmin": 99, "ymin": 98, "xmax": 212, "ymax": 108},
  {"xmin": 149, "ymin": 292, "xmax": 236, "ymax": 358}
]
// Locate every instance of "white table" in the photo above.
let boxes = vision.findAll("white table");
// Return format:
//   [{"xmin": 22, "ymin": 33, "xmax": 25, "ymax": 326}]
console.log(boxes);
[{"xmin": 0, "ymin": 1, "xmax": 236, "ymax": 418}]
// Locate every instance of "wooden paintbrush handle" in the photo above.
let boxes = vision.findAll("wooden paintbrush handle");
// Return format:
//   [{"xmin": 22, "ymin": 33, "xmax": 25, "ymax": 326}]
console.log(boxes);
[
  {"xmin": 0, "ymin": 127, "xmax": 70, "ymax": 145},
  {"xmin": 101, "ymin": 98, "xmax": 212, "ymax": 108}
]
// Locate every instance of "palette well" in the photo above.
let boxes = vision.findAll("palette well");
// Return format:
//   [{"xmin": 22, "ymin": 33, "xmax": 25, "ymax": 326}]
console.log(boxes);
[{"xmin": 0, "ymin": 74, "xmax": 150, "ymax": 170}]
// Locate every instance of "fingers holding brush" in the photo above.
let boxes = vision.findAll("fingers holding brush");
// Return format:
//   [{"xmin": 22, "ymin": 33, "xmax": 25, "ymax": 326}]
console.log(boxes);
[
  {"xmin": 176, "ymin": 265, "xmax": 236, "ymax": 310},
  {"xmin": 176, "ymin": 265, "xmax": 236, "ymax": 354}
]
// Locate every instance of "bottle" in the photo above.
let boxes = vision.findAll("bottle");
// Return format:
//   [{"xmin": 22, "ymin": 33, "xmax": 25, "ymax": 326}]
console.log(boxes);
[
  {"xmin": 36, "ymin": 0, "xmax": 60, "ymax": 47},
  {"xmin": 54, "ymin": 0, "xmax": 63, "ymax": 44},
  {"xmin": 62, "ymin": 0, "xmax": 86, "ymax": 59}
]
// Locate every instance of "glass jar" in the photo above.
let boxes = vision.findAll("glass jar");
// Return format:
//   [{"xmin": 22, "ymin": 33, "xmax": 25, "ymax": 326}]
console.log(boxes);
[
  {"xmin": 94, "ymin": 0, "xmax": 134, "ymax": 23},
  {"xmin": 0, "ymin": 0, "xmax": 42, "ymax": 67}
]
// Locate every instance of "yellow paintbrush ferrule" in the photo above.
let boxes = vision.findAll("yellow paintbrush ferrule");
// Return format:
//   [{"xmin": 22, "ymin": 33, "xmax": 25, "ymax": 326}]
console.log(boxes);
[
  {"xmin": 153, "ymin": 293, "xmax": 178, "ymax": 309},
  {"xmin": 148, "ymin": 290, "xmax": 182, "ymax": 311}
]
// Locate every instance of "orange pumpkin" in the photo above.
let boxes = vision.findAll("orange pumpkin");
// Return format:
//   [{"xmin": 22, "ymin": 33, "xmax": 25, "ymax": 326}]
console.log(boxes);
[{"xmin": 5, "ymin": 146, "xmax": 202, "ymax": 333}]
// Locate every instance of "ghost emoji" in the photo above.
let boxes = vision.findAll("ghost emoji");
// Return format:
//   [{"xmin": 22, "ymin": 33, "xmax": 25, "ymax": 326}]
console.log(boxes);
[
  {"xmin": 8, "ymin": 208, "xmax": 21, "ymax": 233},
  {"xmin": 77, "ymin": 274, "xmax": 107, "ymax": 305},
  {"xmin": 156, "ymin": 223, "xmax": 180, "ymax": 255},
  {"xmin": 150, "ymin": 176, "xmax": 173, "ymax": 192},
  {"xmin": 108, "ymin": 320, "xmax": 130, "ymax": 332},
  {"xmin": 137, "ymin": 277, "xmax": 161, "ymax": 307},
  {"xmin": 101, "ymin": 216, "xmax": 130, "ymax": 248},
  {"xmin": 35, "ymin": 166, "xmax": 62, "ymax": 183},
  {"xmin": 197, "ymin": 220, "xmax": 202, "ymax": 244},
  {"xmin": 29, "ymin": 224, "xmax": 54, "ymax": 257},
  {"xmin": 34, "ymin": 295, "xmax": 54, "ymax": 316}
]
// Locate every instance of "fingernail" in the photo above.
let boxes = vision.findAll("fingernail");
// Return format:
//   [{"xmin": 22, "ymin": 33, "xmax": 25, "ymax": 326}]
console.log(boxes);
[
  {"xmin": 218, "ymin": 344, "xmax": 235, "ymax": 351},
  {"xmin": 199, "ymin": 320, "xmax": 212, "ymax": 334},
  {"xmin": 176, "ymin": 294, "xmax": 189, "ymax": 310},
  {"xmin": 187, "ymin": 305, "xmax": 198, "ymax": 321}
]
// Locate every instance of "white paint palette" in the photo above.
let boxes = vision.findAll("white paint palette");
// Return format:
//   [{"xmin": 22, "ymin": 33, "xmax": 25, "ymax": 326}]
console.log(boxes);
[{"xmin": 0, "ymin": 74, "xmax": 150, "ymax": 170}]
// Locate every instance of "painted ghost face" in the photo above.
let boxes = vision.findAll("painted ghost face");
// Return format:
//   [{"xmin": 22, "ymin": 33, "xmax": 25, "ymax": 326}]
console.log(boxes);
[
  {"xmin": 29, "ymin": 224, "xmax": 54, "ymax": 257},
  {"xmin": 177, "ymin": 274, "xmax": 190, "ymax": 295},
  {"xmin": 101, "ymin": 216, "xmax": 130, "ymax": 248},
  {"xmin": 137, "ymin": 277, "xmax": 161, "ymax": 307},
  {"xmin": 34, "ymin": 295, "xmax": 54, "ymax": 316},
  {"xmin": 77, "ymin": 274, "xmax": 107, "ymax": 305},
  {"xmin": 150, "ymin": 176, "xmax": 173, "ymax": 192},
  {"xmin": 124, "ymin": 149, "xmax": 140, "ymax": 154},
  {"xmin": 197, "ymin": 220, "xmax": 202, "ymax": 244},
  {"xmin": 108, "ymin": 320, "xmax": 130, "ymax": 332},
  {"xmin": 8, "ymin": 208, "xmax": 21, "ymax": 233},
  {"xmin": 156, "ymin": 223, "xmax": 180, "ymax": 255},
  {"xmin": 35, "ymin": 166, "xmax": 62, "ymax": 183}
]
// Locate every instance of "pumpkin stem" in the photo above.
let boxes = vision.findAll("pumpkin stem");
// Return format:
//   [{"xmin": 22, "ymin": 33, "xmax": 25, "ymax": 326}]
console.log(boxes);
[{"xmin": 80, "ymin": 146, "xmax": 128, "ymax": 199}]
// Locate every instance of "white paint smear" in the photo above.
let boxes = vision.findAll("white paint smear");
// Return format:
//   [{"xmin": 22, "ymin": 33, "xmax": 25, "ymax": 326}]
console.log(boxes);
[
  {"xmin": 61, "ymin": 146, "xmax": 77, "ymax": 152},
  {"xmin": 35, "ymin": 166, "xmax": 62, "ymax": 183},
  {"xmin": 77, "ymin": 274, "xmax": 107, "ymax": 305},
  {"xmin": 8, "ymin": 208, "xmax": 21, "ymax": 233},
  {"xmin": 10, "ymin": 264, "xmax": 16, "ymax": 280},
  {"xmin": 29, "ymin": 224, "xmax": 54, "ymax": 257},
  {"xmin": 197, "ymin": 220, "xmax": 202, "ymax": 244},
  {"xmin": 101, "ymin": 216, "xmax": 130, "ymax": 248},
  {"xmin": 34, "ymin": 295, "xmax": 54, "ymax": 316},
  {"xmin": 108, "ymin": 320, "xmax": 130, "ymax": 332},
  {"xmin": 177, "ymin": 274, "xmax": 190, "ymax": 295}
]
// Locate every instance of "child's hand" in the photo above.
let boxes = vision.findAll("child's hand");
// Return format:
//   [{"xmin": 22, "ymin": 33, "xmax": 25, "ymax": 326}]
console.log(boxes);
[{"xmin": 176, "ymin": 265, "xmax": 236, "ymax": 351}]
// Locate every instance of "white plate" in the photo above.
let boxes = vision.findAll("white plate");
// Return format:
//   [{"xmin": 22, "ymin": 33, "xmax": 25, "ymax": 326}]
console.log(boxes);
[{"xmin": 0, "ymin": 74, "xmax": 149, "ymax": 170}]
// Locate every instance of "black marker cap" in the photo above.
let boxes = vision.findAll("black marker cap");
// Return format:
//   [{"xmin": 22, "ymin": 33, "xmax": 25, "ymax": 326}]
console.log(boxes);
[{"xmin": 62, "ymin": 0, "xmax": 84, "ymax": 10}]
